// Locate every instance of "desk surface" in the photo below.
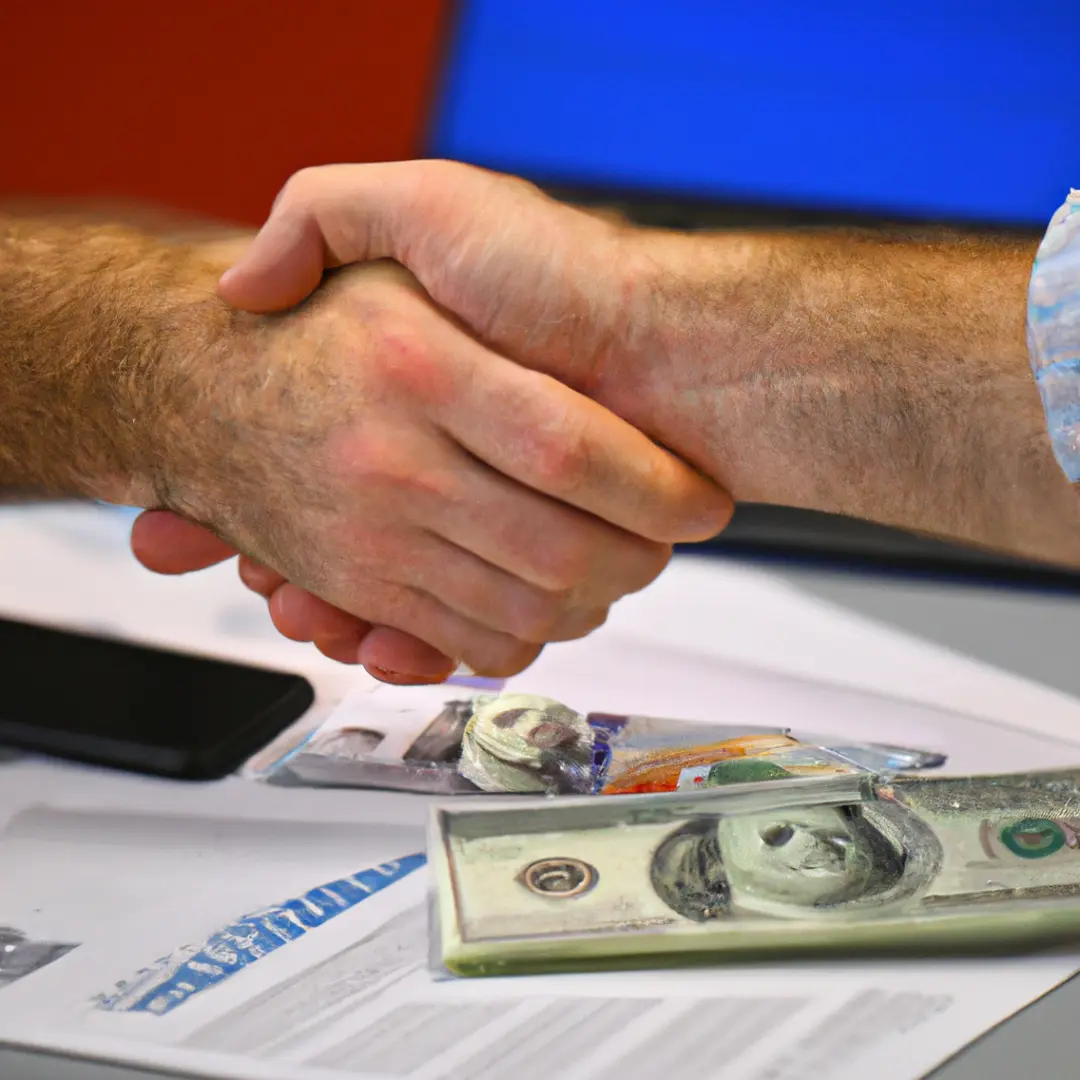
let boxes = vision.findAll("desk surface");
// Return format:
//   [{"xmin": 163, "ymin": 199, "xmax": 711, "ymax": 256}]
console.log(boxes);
[{"xmin": 4, "ymin": 557, "xmax": 1080, "ymax": 1080}]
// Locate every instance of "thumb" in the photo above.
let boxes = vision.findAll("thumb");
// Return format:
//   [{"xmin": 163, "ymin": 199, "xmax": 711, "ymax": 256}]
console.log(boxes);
[
  {"xmin": 217, "ymin": 211, "xmax": 328, "ymax": 312},
  {"xmin": 216, "ymin": 162, "xmax": 421, "ymax": 313}
]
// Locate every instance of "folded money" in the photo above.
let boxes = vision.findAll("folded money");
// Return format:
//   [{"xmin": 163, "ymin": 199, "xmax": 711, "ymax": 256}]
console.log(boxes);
[
  {"xmin": 431, "ymin": 767, "xmax": 1080, "ymax": 976},
  {"xmin": 281, "ymin": 687, "xmax": 944, "ymax": 796},
  {"xmin": 456, "ymin": 693, "xmax": 886, "ymax": 795}
]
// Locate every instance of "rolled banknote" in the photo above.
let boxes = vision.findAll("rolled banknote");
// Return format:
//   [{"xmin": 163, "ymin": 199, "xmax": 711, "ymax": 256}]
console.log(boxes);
[
  {"xmin": 277, "ymin": 686, "xmax": 945, "ymax": 796},
  {"xmin": 458, "ymin": 693, "xmax": 596, "ymax": 794},
  {"xmin": 431, "ymin": 767, "xmax": 1080, "ymax": 976},
  {"xmin": 456, "ymin": 691, "xmax": 945, "ymax": 796}
]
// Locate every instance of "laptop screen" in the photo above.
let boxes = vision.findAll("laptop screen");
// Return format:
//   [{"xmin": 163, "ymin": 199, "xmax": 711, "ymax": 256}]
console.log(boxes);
[{"xmin": 430, "ymin": 0, "xmax": 1078, "ymax": 226}]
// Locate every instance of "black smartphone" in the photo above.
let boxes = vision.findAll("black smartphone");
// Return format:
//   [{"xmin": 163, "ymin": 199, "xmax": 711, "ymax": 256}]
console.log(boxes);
[{"xmin": 0, "ymin": 616, "xmax": 314, "ymax": 780}]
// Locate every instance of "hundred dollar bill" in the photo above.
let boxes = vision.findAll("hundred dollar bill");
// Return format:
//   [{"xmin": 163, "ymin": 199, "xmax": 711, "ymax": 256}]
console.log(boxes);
[{"xmin": 431, "ymin": 768, "xmax": 1080, "ymax": 976}]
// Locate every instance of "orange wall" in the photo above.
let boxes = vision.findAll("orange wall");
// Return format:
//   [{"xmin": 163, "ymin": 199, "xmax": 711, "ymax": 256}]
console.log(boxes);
[{"xmin": 0, "ymin": 1, "xmax": 451, "ymax": 225}]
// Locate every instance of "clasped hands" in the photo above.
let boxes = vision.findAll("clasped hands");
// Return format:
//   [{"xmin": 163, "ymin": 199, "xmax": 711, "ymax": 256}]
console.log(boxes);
[{"xmin": 132, "ymin": 162, "xmax": 732, "ymax": 683}]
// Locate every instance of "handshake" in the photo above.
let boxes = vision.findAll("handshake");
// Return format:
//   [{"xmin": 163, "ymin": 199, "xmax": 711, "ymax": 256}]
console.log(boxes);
[
  {"xmin": 6, "ymin": 160, "xmax": 1055, "ymax": 684},
  {"xmin": 131, "ymin": 161, "xmax": 733, "ymax": 684}
]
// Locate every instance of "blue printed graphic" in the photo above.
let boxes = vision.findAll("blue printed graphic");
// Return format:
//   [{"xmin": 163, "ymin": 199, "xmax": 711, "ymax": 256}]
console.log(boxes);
[{"xmin": 94, "ymin": 854, "xmax": 425, "ymax": 1016}]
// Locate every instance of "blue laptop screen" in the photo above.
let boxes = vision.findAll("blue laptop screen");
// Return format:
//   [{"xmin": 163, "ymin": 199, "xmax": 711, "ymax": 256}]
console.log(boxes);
[{"xmin": 431, "ymin": 1, "xmax": 1079, "ymax": 225}]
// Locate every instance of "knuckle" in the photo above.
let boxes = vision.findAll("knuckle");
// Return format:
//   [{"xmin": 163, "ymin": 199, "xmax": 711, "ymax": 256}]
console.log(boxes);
[
  {"xmin": 366, "ymin": 317, "xmax": 458, "ymax": 406},
  {"xmin": 333, "ymin": 427, "xmax": 405, "ymax": 484},
  {"xmin": 540, "ymin": 602, "xmax": 610, "ymax": 644},
  {"xmin": 629, "ymin": 540, "xmax": 674, "ymax": 591},
  {"xmin": 379, "ymin": 329, "xmax": 442, "ymax": 395},
  {"xmin": 277, "ymin": 166, "xmax": 323, "ymax": 211},
  {"xmin": 334, "ymin": 429, "xmax": 446, "ymax": 500},
  {"xmin": 529, "ymin": 419, "xmax": 591, "ymax": 495},
  {"xmin": 585, "ymin": 537, "xmax": 671, "ymax": 602},
  {"xmin": 376, "ymin": 317, "xmax": 426, "ymax": 366},
  {"xmin": 351, "ymin": 580, "xmax": 417, "ymax": 631},
  {"xmin": 336, "ymin": 524, "xmax": 399, "ymax": 571},
  {"xmin": 464, "ymin": 638, "xmax": 544, "ymax": 679},
  {"xmin": 395, "ymin": 466, "xmax": 461, "ymax": 506},
  {"xmin": 534, "ymin": 539, "xmax": 592, "ymax": 592},
  {"xmin": 566, "ymin": 605, "xmax": 610, "ymax": 641},
  {"xmin": 505, "ymin": 588, "xmax": 569, "ymax": 643}
]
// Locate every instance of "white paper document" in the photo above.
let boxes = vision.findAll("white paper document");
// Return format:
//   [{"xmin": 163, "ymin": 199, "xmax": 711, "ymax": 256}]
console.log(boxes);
[
  {"xmin": 0, "ymin": 806, "xmax": 1074, "ymax": 1080},
  {"xmin": 3, "ymin": 502, "xmax": 1080, "ymax": 1078}
]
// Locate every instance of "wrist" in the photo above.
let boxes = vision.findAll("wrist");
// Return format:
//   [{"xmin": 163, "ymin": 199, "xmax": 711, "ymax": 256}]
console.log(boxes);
[
  {"xmin": 613, "ymin": 226, "xmax": 781, "ymax": 497},
  {"xmin": 87, "ymin": 241, "xmax": 242, "ymax": 508}
]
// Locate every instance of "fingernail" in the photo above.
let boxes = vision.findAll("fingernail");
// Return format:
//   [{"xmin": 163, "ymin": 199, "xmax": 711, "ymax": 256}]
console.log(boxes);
[
  {"xmin": 273, "ymin": 584, "xmax": 298, "ymax": 620},
  {"xmin": 366, "ymin": 665, "xmax": 444, "ymax": 686}
]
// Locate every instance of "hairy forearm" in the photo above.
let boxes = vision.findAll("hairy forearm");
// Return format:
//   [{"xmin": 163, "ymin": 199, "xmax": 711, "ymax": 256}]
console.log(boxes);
[
  {"xmin": 0, "ymin": 216, "xmax": 245, "ymax": 503},
  {"xmin": 630, "ymin": 227, "xmax": 1080, "ymax": 565}
]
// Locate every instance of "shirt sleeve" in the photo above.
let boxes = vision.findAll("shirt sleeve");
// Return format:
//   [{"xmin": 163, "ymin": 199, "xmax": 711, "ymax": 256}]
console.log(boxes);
[{"xmin": 1027, "ymin": 189, "xmax": 1080, "ymax": 481}]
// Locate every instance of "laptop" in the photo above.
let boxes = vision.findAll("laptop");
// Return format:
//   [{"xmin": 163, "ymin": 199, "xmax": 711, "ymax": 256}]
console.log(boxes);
[{"xmin": 424, "ymin": 0, "xmax": 1080, "ymax": 588}]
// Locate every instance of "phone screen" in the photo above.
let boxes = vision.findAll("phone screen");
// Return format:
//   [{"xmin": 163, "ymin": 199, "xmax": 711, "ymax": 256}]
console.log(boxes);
[{"xmin": 0, "ymin": 617, "xmax": 314, "ymax": 780}]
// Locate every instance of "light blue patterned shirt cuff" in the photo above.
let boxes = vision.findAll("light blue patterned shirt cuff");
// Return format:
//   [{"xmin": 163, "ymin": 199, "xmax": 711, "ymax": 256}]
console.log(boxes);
[{"xmin": 1028, "ymin": 189, "xmax": 1080, "ymax": 482}]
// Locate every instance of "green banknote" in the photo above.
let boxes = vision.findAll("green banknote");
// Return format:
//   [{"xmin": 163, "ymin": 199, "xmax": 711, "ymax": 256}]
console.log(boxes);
[{"xmin": 431, "ymin": 768, "xmax": 1080, "ymax": 976}]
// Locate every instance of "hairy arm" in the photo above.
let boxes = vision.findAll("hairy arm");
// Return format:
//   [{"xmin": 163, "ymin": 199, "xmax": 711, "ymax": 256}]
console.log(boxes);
[
  {"xmin": 194, "ymin": 161, "xmax": 1070, "ymax": 565},
  {"xmin": 0, "ymin": 214, "xmax": 247, "ymax": 503},
  {"xmin": 627, "ymin": 226, "xmax": 1080, "ymax": 566}
]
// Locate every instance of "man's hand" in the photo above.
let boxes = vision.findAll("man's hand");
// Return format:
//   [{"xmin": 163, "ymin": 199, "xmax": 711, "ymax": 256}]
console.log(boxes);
[
  {"xmin": 215, "ymin": 162, "xmax": 637, "ymax": 397},
  {"xmin": 133, "ymin": 511, "xmax": 453, "ymax": 678},
  {"xmin": 139, "ymin": 260, "xmax": 729, "ymax": 678},
  {"xmin": 137, "ymin": 158, "xmax": 1080, "ymax": 663},
  {"xmin": 134, "ymin": 163, "xmax": 735, "ymax": 679}
]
